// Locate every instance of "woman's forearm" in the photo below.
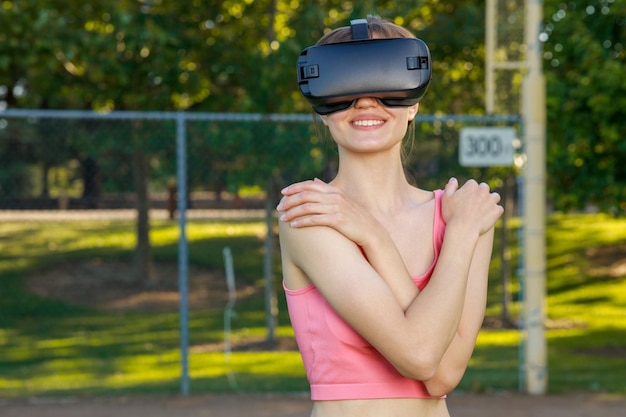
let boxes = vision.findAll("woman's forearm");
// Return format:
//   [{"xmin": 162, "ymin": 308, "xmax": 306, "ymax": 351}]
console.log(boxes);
[
  {"xmin": 355, "ymin": 217, "xmax": 492, "ymax": 385},
  {"xmin": 423, "ymin": 229, "xmax": 493, "ymax": 395},
  {"xmin": 359, "ymin": 221, "xmax": 419, "ymax": 310},
  {"xmin": 402, "ymin": 224, "xmax": 480, "ymax": 359}
]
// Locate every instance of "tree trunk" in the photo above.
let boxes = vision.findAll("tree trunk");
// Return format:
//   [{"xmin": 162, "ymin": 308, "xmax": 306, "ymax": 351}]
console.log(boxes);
[
  {"xmin": 81, "ymin": 156, "xmax": 102, "ymax": 208},
  {"xmin": 40, "ymin": 161, "xmax": 50, "ymax": 198}
]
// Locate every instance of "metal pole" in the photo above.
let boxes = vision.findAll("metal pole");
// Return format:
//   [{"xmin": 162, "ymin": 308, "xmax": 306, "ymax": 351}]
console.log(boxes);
[
  {"xmin": 223, "ymin": 247, "xmax": 239, "ymax": 390},
  {"xmin": 264, "ymin": 178, "xmax": 278, "ymax": 343},
  {"xmin": 485, "ymin": 0, "xmax": 497, "ymax": 113},
  {"xmin": 176, "ymin": 111, "xmax": 190, "ymax": 395},
  {"xmin": 522, "ymin": 0, "xmax": 547, "ymax": 395},
  {"xmin": 516, "ymin": 174, "xmax": 526, "ymax": 393}
]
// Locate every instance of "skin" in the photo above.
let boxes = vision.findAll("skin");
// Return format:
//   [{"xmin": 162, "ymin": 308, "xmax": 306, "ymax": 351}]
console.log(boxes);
[{"xmin": 277, "ymin": 97, "xmax": 504, "ymax": 417}]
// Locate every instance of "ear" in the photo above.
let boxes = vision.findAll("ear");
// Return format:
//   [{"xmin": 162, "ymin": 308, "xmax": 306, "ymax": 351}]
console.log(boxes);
[
  {"xmin": 320, "ymin": 115, "xmax": 328, "ymax": 125},
  {"xmin": 407, "ymin": 103, "xmax": 419, "ymax": 121}
]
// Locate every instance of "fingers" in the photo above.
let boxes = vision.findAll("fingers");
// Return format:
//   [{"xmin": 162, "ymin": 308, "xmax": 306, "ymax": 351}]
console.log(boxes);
[
  {"xmin": 472, "ymin": 181, "xmax": 503, "ymax": 206},
  {"xmin": 277, "ymin": 192, "xmax": 320, "ymax": 215},
  {"xmin": 473, "ymin": 182, "xmax": 505, "ymax": 230},
  {"xmin": 477, "ymin": 181, "xmax": 502, "ymax": 203},
  {"xmin": 443, "ymin": 178, "xmax": 504, "ymax": 234},
  {"xmin": 444, "ymin": 177, "xmax": 459, "ymax": 195},
  {"xmin": 276, "ymin": 178, "xmax": 339, "ymax": 223},
  {"xmin": 278, "ymin": 179, "xmax": 325, "ymax": 208},
  {"xmin": 279, "ymin": 178, "xmax": 329, "ymax": 198}
]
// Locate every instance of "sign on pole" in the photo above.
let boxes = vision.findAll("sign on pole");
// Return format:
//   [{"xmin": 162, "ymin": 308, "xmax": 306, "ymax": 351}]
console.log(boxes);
[{"xmin": 459, "ymin": 127, "xmax": 515, "ymax": 167}]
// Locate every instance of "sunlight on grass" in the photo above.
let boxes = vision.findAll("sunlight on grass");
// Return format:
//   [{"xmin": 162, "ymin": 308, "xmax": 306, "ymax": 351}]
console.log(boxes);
[
  {"xmin": 545, "ymin": 213, "xmax": 626, "ymax": 332},
  {"xmin": 0, "ymin": 219, "xmax": 266, "ymax": 275},
  {"xmin": 149, "ymin": 220, "xmax": 266, "ymax": 245},
  {"xmin": 0, "ymin": 343, "xmax": 307, "ymax": 397},
  {"xmin": 470, "ymin": 330, "xmax": 521, "ymax": 369},
  {"xmin": 1, "ymin": 213, "xmax": 625, "ymax": 397},
  {"xmin": 191, "ymin": 351, "xmax": 305, "ymax": 378},
  {"xmin": 0, "ymin": 220, "xmax": 136, "ymax": 274},
  {"xmin": 185, "ymin": 221, "xmax": 266, "ymax": 241},
  {"xmin": 477, "ymin": 329, "xmax": 520, "ymax": 346},
  {"xmin": 0, "ymin": 353, "xmax": 181, "ymax": 394}
]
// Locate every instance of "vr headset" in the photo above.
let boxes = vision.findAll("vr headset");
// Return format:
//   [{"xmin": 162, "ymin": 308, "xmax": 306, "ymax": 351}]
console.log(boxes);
[{"xmin": 296, "ymin": 19, "xmax": 432, "ymax": 115}]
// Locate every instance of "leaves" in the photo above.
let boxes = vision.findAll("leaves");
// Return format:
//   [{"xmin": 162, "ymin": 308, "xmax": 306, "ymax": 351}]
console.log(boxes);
[
  {"xmin": 0, "ymin": 0, "xmax": 624, "ymax": 212},
  {"xmin": 543, "ymin": 0, "xmax": 626, "ymax": 213}
]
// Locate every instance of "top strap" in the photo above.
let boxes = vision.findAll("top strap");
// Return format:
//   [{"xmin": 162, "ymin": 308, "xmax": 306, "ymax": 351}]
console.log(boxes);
[{"xmin": 350, "ymin": 18, "xmax": 370, "ymax": 40}]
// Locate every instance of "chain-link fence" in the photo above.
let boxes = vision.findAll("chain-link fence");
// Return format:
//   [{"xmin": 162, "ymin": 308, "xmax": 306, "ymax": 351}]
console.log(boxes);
[
  {"xmin": 0, "ymin": 109, "xmax": 521, "ymax": 396},
  {"xmin": 0, "ymin": 110, "xmax": 521, "ymax": 210}
]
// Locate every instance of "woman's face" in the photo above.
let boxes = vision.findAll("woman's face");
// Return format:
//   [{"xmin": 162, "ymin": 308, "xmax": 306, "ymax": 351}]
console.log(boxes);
[{"xmin": 321, "ymin": 97, "xmax": 418, "ymax": 154}]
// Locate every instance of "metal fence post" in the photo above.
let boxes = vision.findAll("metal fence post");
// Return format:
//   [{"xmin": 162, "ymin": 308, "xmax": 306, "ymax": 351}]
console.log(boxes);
[
  {"xmin": 522, "ymin": 0, "xmax": 548, "ymax": 395},
  {"xmin": 176, "ymin": 111, "xmax": 190, "ymax": 395},
  {"xmin": 0, "ymin": 109, "xmax": 522, "ymax": 396}
]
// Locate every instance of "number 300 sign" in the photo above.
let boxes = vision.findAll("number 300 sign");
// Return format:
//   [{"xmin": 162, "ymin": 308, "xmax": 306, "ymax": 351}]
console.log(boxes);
[{"xmin": 459, "ymin": 127, "xmax": 515, "ymax": 167}]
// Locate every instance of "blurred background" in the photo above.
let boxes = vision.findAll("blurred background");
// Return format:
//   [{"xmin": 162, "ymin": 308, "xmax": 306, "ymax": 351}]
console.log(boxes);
[{"xmin": 0, "ymin": 0, "xmax": 624, "ymax": 400}]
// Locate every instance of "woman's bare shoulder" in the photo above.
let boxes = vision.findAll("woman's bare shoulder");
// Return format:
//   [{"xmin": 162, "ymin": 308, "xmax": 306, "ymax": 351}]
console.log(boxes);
[
  {"xmin": 279, "ymin": 219, "xmax": 357, "ymax": 261},
  {"xmin": 409, "ymin": 186, "xmax": 437, "ymax": 203}
]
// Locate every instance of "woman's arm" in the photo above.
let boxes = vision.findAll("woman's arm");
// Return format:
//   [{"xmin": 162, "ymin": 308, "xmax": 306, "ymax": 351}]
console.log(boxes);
[
  {"xmin": 278, "ymin": 178, "xmax": 502, "ymax": 382},
  {"xmin": 422, "ymin": 227, "xmax": 495, "ymax": 396},
  {"xmin": 278, "ymin": 178, "xmax": 419, "ymax": 308}
]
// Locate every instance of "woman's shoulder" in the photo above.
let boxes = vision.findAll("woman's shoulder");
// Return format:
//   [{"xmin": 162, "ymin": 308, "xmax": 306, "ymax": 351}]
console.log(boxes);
[
  {"xmin": 278, "ymin": 219, "xmax": 359, "ymax": 262},
  {"xmin": 278, "ymin": 219, "xmax": 365, "ymax": 290},
  {"xmin": 407, "ymin": 186, "xmax": 442, "ymax": 207}
]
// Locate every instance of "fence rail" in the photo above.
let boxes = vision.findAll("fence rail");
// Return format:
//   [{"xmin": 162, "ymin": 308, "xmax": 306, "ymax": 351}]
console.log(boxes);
[{"xmin": 0, "ymin": 109, "xmax": 521, "ymax": 395}]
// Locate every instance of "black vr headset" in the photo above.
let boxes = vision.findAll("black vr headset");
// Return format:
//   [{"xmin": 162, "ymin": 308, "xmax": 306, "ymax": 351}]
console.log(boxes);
[{"xmin": 296, "ymin": 19, "xmax": 432, "ymax": 115}]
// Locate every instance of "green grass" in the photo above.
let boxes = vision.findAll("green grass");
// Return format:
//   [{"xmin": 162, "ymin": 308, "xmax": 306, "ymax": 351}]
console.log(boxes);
[
  {"xmin": 0, "ymin": 213, "xmax": 625, "ymax": 398},
  {"xmin": 459, "ymin": 213, "xmax": 626, "ymax": 394}
]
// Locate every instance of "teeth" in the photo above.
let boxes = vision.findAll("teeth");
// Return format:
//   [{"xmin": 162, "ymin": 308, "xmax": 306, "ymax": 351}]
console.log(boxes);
[{"xmin": 352, "ymin": 120, "xmax": 384, "ymax": 126}]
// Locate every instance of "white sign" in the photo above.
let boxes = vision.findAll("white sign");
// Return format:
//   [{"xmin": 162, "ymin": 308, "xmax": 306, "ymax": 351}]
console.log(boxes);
[{"xmin": 459, "ymin": 127, "xmax": 515, "ymax": 167}]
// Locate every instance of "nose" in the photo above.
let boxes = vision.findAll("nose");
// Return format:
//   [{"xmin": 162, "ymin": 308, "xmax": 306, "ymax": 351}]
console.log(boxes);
[{"xmin": 354, "ymin": 97, "xmax": 379, "ymax": 108}]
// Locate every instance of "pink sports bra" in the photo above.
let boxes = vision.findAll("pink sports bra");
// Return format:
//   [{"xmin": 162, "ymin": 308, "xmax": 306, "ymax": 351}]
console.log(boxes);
[{"xmin": 283, "ymin": 190, "xmax": 447, "ymax": 401}]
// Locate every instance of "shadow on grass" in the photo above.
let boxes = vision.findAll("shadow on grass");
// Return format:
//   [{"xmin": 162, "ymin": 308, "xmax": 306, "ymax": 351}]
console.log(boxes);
[
  {"xmin": 2, "ymin": 214, "xmax": 625, "ymax": 397},
  {"xmin": 548, "ymin": 328, "xmax": 626, "ymax": 393},
  {"xmin": 0, "ymin": 222, "xmax": 281, "ymax": 397}
]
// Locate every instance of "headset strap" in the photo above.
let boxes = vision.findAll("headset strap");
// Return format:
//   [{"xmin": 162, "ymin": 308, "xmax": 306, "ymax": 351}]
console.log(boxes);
[{"xmin": 350, "ymin": 18, "xmax": 369, "ymax": 40}]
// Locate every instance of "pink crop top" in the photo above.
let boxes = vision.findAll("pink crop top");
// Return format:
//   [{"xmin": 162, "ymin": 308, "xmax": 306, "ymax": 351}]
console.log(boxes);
[{"xmin": 283, "ymin": 190, "xmax": 447, "ymax": 401}]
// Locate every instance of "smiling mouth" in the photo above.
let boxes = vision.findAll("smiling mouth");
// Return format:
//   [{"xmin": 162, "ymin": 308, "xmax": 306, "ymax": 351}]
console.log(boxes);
[{"xmin": 352, "ymin": 119, "xmax": 385, "ymax": 127}]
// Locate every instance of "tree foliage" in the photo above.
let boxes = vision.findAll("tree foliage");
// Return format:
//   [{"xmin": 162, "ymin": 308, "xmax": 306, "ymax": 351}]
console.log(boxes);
[
  {"xmin": 542, "ymin": 0, "xmax": 626, "ymax": 213},
  {"xmin": 0, "ymin": 0, "xmax": 625, "ymax": 213}
]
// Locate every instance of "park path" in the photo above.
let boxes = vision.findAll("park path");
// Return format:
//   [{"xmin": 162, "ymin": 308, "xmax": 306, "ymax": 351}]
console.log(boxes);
[{"xmin": 2, "ymin": 392, "xmax": 626, "ymax": 417}]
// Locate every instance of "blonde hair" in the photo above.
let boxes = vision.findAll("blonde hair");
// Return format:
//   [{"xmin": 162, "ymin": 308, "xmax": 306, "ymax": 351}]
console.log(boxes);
[
  {"xmin": 315, "ymin": 16, "xmax": 418, "ymax": 164},
  {"xmin": 317, "ymin": 15, "xmax": 415, "ymax": 45}
]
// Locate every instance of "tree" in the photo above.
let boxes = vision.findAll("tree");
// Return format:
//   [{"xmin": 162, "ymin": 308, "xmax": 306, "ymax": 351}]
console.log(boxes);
[
  {"xmin": 1, "ymin": 0, "xmax": 215, "ymax": 284},
  {"xmin": 542, "ymin": 0, "xmax": 626, "ymax": 213},
  {"xmin": 4, "ymin": 1, "xmax": 625, "ymax": 287},
  {"xmin": 61, "ymin": 1, "xmax": 211, "ymax": 285},
  {"xmin": 0, "ymin": 1, "xmax": 78, "ymax": 200}
]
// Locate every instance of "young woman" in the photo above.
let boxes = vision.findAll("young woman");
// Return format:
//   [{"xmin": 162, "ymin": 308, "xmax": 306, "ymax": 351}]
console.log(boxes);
[{"xmin": 277, "ymin": 16, "xmax": 503, "ymax": 417}]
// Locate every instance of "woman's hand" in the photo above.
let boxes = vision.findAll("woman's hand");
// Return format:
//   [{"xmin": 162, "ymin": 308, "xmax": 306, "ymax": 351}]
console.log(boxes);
[
  {"xmin": 442, "ymin": 178, "xmax": 503, "ymax": 237},
  {"xmin": 278, "ymin": 178, "xmax": 418, "ymax": 308},
  {"xmin": 276, "ymin": 178, "xmax": 380, "ymax": 247}
]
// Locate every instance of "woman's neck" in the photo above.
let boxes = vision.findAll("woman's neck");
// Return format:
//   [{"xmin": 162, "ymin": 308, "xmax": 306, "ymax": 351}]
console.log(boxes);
[{"xmin": 330, "ymin": 152, "xmax": 416, "ymax": 216}]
